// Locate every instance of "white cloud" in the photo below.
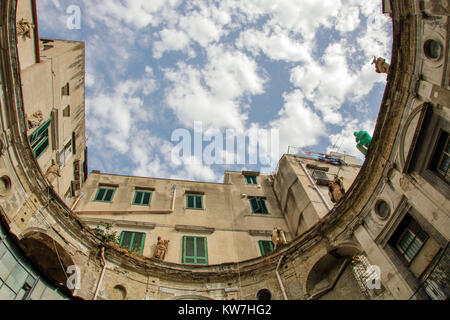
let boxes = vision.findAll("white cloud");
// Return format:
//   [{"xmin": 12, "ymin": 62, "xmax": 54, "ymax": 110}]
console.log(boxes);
[
  {"xmin": 269, "ymin": 90, "xmax": 326, "ymax": 160},
  {"xmin": 164, "ymin": 46, "xmax": 267, "ymax": 130},
  {"xmin": 237, "ymin": 28, "xmax": 312, "ymax": 62},
  {"xmin": 152, "ymin": 29, "xmax": 191, "ymax": 59}
]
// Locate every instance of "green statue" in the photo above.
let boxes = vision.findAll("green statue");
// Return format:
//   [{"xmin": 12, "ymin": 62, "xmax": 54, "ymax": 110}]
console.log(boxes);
[{"xmin": 354, "ymin": 131, "xmax": 371, "ymax": 156}]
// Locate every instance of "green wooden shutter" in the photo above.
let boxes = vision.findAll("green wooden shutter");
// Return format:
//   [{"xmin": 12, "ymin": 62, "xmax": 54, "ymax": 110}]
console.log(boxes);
[
  {"xmin": 133, "ymin": 191, "xmax": 143, "ymax": 204},
  {"xmin": 104, "ymin": 189, "xmax": 115, "ymax": 202},
  {"xmin": 258, "ymin": 240, "xmax": 274, "ymax": 256},
  {"xmin": 94, "ymin": 188, "xmax": 106, "ymax": 201},
  {"xmin": 249, "ymin": 197, "xmax": 259, "ymax": 212},
  {"xmin": 142, "ymin": 192, "xmax": 151, "ymax": 205},
  {"xmin": 182, "ymin": 236, "xmax": 207, "ymax": 264},
  {"xmin": 195, "ymin": 195, "xmax": 203, "ymax": 209},
  {"xmin": 260, "ymin": 198, "xmax": 268, "ymax": 213}
]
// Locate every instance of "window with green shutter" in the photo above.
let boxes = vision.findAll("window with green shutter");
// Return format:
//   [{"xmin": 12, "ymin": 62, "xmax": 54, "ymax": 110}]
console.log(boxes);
[
  {"xmin": 93, "ymin": 187, "xmax": 116, "ymax": 202},
  {"xmin": 249, "ymin": 197, "xmax": 269, "ymax": 214},
  {"xmin": 132, "ymin": 190, "xmax": 152, "ymax": 206},
  {"xmin": 258, "ymin": 240, "xmax": 274, "ymax": 256},
  {"xmin": 182, "ymin": 236, "xmax": 208, "ymax": 265},
  {"xmin": 29, "ymin": 118, "xmax": 51, "ymax": 159},
  {"xmin": 119, "ymin": 231, "xmax": 146, "ymax": 255},
  {"xmin": 389, "ymin": 213, "xmax": 428, "ymax": 264},
  {"xmin": 244, "ymin": 175, "xmax": 258, "ymax": 185},
  {"xmin": 186, "ymin": 194, "xmax": 203, "ymax": 209}
]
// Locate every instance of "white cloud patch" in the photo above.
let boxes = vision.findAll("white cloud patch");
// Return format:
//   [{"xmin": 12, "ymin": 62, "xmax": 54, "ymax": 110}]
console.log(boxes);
[{"xmin": 164, "ymin": 46, "xmax": 267, "ymax": 130}]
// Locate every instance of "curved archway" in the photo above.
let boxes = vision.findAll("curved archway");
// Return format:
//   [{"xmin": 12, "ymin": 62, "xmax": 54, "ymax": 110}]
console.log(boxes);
[
  {"xmin": 306, "ymin": 244, "xmax": 363, "ymax": 299},
  {"xmin": 19, "ymin": 231, "xmax": 75, "ymax": 290}
]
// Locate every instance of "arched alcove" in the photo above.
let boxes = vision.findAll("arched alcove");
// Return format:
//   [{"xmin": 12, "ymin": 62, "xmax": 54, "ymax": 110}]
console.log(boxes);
[{"xmin": 19, "ymin": 231, "xmax": 75, "ymax": 290}]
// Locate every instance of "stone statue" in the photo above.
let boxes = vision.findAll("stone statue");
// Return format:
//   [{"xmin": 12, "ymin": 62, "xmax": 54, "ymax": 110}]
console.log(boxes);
[
  {"xmin": 354, "ymin": 131, "xmax": 372, "ymax": 156},
  {"xmin": 271, "ymin": 227, "xmax": 287, "ymax": 250},
  {"xmin": 372, "ymin": 57, "xmax": 390, "ymax": 74},
  {"xmin": 153, "ymin": 236, "xmax": 169, "ymax": 260},
  {"xmin": 45, "ymin": 160, "xmax": 61, "ymax": 183},
  {"xmin": 16, "ymin": 18, "xmax": 35, "ymax": 39},
  {"xmin": 26, "ymin": 111, "xmax": 43, "ymax": 129},
  {"xmin": 328, "ymin": 176, "xmax": 345, "ymax": 203}
]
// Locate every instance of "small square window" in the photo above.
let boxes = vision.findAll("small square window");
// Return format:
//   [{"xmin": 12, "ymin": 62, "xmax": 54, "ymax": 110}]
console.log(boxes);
[
  {"xmin": 132, "ymin": 190, "xmax": 152, "ymax": 206},
  {"xmin": 182, "ymin": 236, "xmax": 208, "ymax": 265},
  {"xmin": 249, "ymin": 197, "xmax": 269, "ymax": 214},
  {"xmin": 258, "ymin": 240, "xmax": 274, "ymax": 256},
  {"xmin": 389, "ymin": 214, "xmax": 428, "ymax": 264},
  {"xmin": 244, "ymin": 175, "xmax": 258, "ymax": 185},
  {"xmin": 94, "ymin": 187, "xmax": 116, "ymax": 202},
  {"xmin": 186, "ymin": 194, "xmax": 203, "ymax": 209},
  {"xmin": 119, "ymin": 231, "xmax": 146, "ymax": 255},
  {"xmin": 61, "ymin": 82, "xmax": 70, "ymax": 96},
  {"xmin": 63, "ymin": 105, "xmax": 70, "ymax": 117}
]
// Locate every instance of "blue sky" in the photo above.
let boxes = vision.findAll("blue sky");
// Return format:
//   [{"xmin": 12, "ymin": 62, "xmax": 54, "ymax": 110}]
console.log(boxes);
[{"xmin": 36, "ymin": 0, "xmax": 392, "ymax": 182}]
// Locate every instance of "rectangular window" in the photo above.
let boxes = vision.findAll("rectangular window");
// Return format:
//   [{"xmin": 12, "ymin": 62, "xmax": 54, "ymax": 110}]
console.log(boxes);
[
  {"xmin": 57, "ymin": 139, "xmax": 72, "ymax": 168},
  {"xmin": 119, "ymin": 231, "xmax": 146, "ymax": 255},
  {"xmin": 186, "ymin": 194, "xmax": 203, "ymax": 209},
  {"xmin": 182, "ymin": 236, "xmax": 208, "ymax": 265},
  {"xmin": 63, "ymin": 105, "xmax": 70, "ymax": 117},
  {"xmin": 428, "ymin": 130, "xmax": 449, "ymax": 183},
  {"xmin": 132, "ymin": 190, "xmax": 152, "ymax": 206},
  {"xmin": 389, "ymin": 214, "xmax": 428, "ymax": 264},
  {"xmin": 61, "ymin": 82, "xmax": 70, "ymax": 96},
  {"xmin": 311, "ymin": 170, "xmax": 332, "ymax": 186},
  {"xmin": 244, "ymin": 175, "xmax": 258, "ymax": 185},
  {"xmin": 93, "ymin": 187, "xmax": 116, "ymax": 202},
  {"xmin": 258, "ymin": 240, "xmax": 274, "ymax": 256},
  {"xmin": 249, "ymin": 197, "xmax": 269, "ymax": 214},
  {"xmin": 29, "ymin": 118, "xmax": 51, "ymax": 159}
]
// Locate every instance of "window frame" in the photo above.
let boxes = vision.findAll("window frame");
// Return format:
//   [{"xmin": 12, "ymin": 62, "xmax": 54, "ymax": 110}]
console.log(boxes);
[
  {"xmin": 182, "ymin": 236, "xmax": 208, "ymax": 265},
  {"xmin": 249, "ymin": 196, "xmax": 269, "ymax": 214},
  {"xmin": 29, "ymin": 118, "xmax": 51, "ymax": 159},
  {"xmin": 406, "ymin": 104, "xmax": 450, "ymax": 198},
  {"xmin": 258, "ymin": 240, "xmax": 274, "ymax": 256},
  {"xmin": 244, "ymin": 175, "xmax": 258, "ymax": 185},
  {"xmin": 132, "ymin": 190, "xmax": 152, "ymax": 206},
  {"xmin": 118, "ymin": 231, "xmax": 146, "ymax": 255},
  {"xmin": 93, "ymin": 187, "xmax": 116, "ymax": 202},
  {"xmin": 185, "ymin": 194, "xmax": 204, "ymax": 210}
]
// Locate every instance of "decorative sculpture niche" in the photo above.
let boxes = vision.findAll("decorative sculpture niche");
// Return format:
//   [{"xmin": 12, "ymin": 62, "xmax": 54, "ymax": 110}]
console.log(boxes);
[
  {"xmin": 153, "ymin": 236, "xmax": 169, "ymax": 260},
  {"xmin": 16, "ymin": 18, "xmax": 35, "ymax": 39},
  {"xmin": 271, "ymin": 227, "xmax": 287, "ymax": 250},
  {"xmin": 372, "ymin": 57, "xmax": 390, "ymax": 74}
]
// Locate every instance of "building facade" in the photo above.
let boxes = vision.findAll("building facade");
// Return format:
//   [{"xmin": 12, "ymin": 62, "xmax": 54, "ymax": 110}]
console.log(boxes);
[
  {"xmin": 73, "ymin": 152, "xmax": 360, "ymax": 266},
  {"xmin": 16, "ymin": 0, "xmax": 87, "ymax": 204},
  {"xmin": 0, "ymin": 0, "xmax": 448, "ymax": 300}
]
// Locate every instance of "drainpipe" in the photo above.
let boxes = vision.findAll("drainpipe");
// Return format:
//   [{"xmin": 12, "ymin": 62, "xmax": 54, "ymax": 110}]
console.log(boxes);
[
  {"xmin": 298, "ymin": 161, "xmax": 333, "ymax": 211},
  {"xmin": 276, "ymin": 255, "xmax": 288, "ymax": 300},
  {"xmin": 93, "ymin": 247, "xmax": 106, "ymax": 300},
  {"xmin": 70, "ymin": 192, "xmax": 84, "ymax": 211},
  {"xmin": 75, "ymin": 184, "xmax": 178, "ymax": 215},
  {"xmin": 171, "ymin": 184, "xmax": 177, "ymax": 211}
]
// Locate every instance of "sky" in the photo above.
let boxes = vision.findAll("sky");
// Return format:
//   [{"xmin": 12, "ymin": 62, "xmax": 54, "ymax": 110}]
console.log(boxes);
[{"xmin": 36, "ymin": 0, "xmax": 392, "ymax": 183}]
